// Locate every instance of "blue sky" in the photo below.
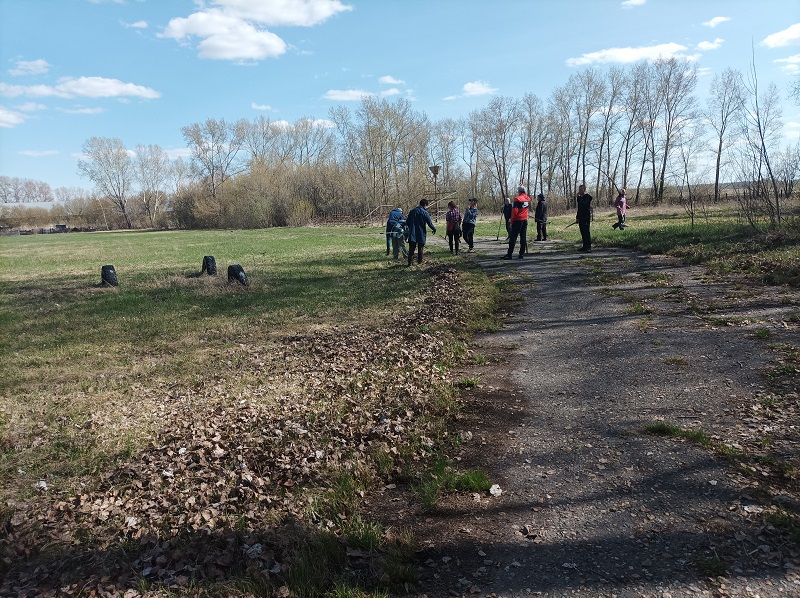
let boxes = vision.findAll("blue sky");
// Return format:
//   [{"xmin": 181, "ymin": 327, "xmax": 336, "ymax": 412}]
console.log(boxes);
[{"xmin": 1, "ymin": 0, "xmax": 799, "ymax": 192}]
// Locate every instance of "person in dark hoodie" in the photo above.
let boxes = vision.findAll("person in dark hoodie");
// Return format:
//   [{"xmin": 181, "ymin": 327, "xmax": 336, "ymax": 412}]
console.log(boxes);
[
  {"xmin": 502, "ymin": 196, "xmax": 512, "ymax": 241},
  {"xmin": 534, "ymin": 193, "xmax": 548, "ymax": 241},
  {"xmin": 385, "ymin": 207, "xmax": 404, "ymax": 255},
  {"xmin": 575, "ymin": 183, "xmax": 593, "ymax": 252},
  {"xmin": 462, "ymin": 198, "xmax": 478, "ymax": 252},
  {"xmin": 405, "ymin": 198, "xmax": 436, "ymax": 266},
  {"xmin": 502, "ymin": 186, "xmax": 531, "ymax": 260}
]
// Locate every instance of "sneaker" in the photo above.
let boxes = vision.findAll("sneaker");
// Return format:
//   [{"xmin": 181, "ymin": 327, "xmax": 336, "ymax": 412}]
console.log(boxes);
[
  {"xmin": 518, "ymin": 254, "xmax": 524, "ymax": 259},
  {"xmin": 500, "ymin": 255, "xmax": 512, "ymax": 260},
  {"xmin": 467, "ymin": 247, "xmax": 474, "ymax": 252}
]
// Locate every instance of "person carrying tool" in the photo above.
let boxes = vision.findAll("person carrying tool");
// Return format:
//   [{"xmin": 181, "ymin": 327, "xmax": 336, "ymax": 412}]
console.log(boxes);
[
  {"xmin": 501, "ymin": 186, "xmax": 531, "ymax": 260},
  {"xmin": 534, "ymin": 192, "xmax": 548, "ymax": 241},
  {"xmin": 405, "ymin": 198, "xmax": 436, "ymax": 266},
  {"xmin": 612, "ymin": 188, "xmax": 627, "ymax": 230},
  {"xmin": 576, "ymin": 183, "xmax": 593, "ymax": 252}
]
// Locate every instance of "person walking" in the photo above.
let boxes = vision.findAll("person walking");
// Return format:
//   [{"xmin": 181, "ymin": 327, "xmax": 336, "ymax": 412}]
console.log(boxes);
[
  {"xmin": 388, "ymin": 215, "xmax": 407, "ymax": 259},
  {"xmin": 612, "ymin": 188, "xmax": 627, "ymax": 230},
  {"xmin": 534, "ymin": 193, "xmax": 548, "ymax": 241},
  {"xmin": 405, "ymin": 198, "xmax": 436, "ymax": 266},
  {"xmin": 502, "ymin": 197, "xmax": 512, "ymax": 242},
  {"xmin": 385, "ymin": 207, "xmax": 404, "ymax": 255},
  {"xmin": 576, "ymin": 183, "xmax": 593, "ymax": 252},
  {"xmin": 462, "ymin": 198, "xmax": 478, "ymax": 252},
  {"xmin": 445, "ymin": 201, "xmax": 462, "ymax": 254},
  {"xmin": 502, "ymin": 186, "xmax": 531, "ymax": 260}
]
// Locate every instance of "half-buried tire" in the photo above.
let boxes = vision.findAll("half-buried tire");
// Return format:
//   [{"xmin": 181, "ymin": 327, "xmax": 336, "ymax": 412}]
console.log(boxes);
[
  {"xmin": 227, "ymin": 264, "xmax": 248, "ymax": 286},
  {"xmin": 202, "ymin": 255, "xmax": 217, "ymax": 275},
  {"xmin": 101, "ymin": 264, "xmax": 118, "ymax": 287}
]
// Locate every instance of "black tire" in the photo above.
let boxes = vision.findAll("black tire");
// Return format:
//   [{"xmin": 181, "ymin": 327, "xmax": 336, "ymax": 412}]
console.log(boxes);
[
  {"xmin": 202, "ymin": 255, "xmax": 217, "ymax": 275},
  {"xmin": 227, "ymin": 264, "xmax": 249, "ymax": 287},
  {"xmin": 101, "ymin": 264, "xmax": 118, "ymax": 287}
]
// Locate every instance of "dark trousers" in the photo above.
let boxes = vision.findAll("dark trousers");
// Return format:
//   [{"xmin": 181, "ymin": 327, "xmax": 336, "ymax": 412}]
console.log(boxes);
[
  {"xmin": 408, "ymin": 241, "xmax": 424, "ymax": 264},
  {"xmin": 505, "ymin": 218, "xmax": 511, "ymax": 236},
  {"xmin": 612, "ymin": 214, "xmax": 626, "ymax": 229},
  {"xmin": 462, "ymin": 223, "xmax": 475, "ymax": 249},
  {"xmin": 578, "ymin": 222, "xmax": 591, "ymax": 250},
  {"xmin": 536, "ymin": 221, "xmax": 547, "ymax": 240},
  {"xmin": 506, "ymin": 220, "xmax": 528, "ymax": 257},
  {"xmin": 447, "ymin": 231, "xmax": 460, "ymax": 253}
]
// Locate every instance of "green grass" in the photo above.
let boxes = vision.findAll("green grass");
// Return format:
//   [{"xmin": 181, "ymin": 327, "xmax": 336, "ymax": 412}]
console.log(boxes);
[
  {"xmin": 0, "ymin": 225, "xmax": 502, "ymax": 595},
  {"xmin": 414, "ymin": 455, "xmax": 491, "ymax": 510},
  {"xmin": 588, "ymin": 209, "xmax": 800, "ymax": 286}
]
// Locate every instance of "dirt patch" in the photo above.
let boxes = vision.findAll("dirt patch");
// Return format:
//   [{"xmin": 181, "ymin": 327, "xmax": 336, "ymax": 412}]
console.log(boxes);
[{"xmin": 398, "ymin": 238, "xmax": 800, "ymax": 597}]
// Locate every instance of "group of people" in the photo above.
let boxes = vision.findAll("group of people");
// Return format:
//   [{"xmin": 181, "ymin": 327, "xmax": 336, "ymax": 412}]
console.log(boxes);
[
  {"xmin": 385, "ymin": 184, "xmax": 628, "ymax": 263},
  {"xmin": 385, "ymin": 197, "xmax": 479, "ymax": 266}
]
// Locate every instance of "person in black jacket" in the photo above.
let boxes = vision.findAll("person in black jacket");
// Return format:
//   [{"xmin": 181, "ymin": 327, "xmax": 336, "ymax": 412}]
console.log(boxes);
[
  {"xmin": 534, "ymin": 193, "xmax": 548, "ymax": 241},
  {"xmin": 501, "ymin": 197, "xmax": 512, "ymax": 242},
  {"xmin": 575, "ymin": 184, "xmax": 593, "ymax": 252}
]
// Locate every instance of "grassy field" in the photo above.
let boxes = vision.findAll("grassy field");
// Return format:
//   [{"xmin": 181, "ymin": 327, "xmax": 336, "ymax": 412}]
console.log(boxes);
[
  {"xmin": 0, "ymin": 224, "xmax": 501, "ymax": 596},
  {"xmin": 1, "ymin": 206, "xmax": 798, "ymax": 595}
]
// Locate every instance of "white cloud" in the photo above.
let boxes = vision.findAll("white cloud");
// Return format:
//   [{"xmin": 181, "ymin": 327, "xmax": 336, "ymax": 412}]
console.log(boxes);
[
  {"xmin": 164, "ymin": 147, "xmax": 193, "ymax": 160},
  {"xmin": 697, "ymin": 38, "xmax": 724, "ymax": 51},
  {"xmin": 19, "ymin": 149, "xmax": 59, "ymax": 157},
  {"xmin": 58, "ymin": 107, "xmax": 106, "ymax": 114},
  {"xmin": 312, "ymin": 118, "xmax": 335, "ymax": 128},
  {"xmin": 0, "ymin": 106, "xmax": 26, "ymax": 127},
  {"xmin": 775, "ymin": 53, "xmax": 800, "ymax": 75},
  {"xmin": 703, "ymin": 16, "xmax": 730, "ymax": 28},
  {"xmin": 443, "ymin": 81, "xmax": 498, "ymax": 101},
  {"xmin": 621, "ymin": 0, "xmax": 645, "ymax": 8},
  {"xmin": 379, "ymin": 75, "xmax": 404, "ymax": 85},
  {"xmin": 15, "ymin": 102, "xmax": 47, "ymax": 112},
  {"xmin": 463, "ymin": 81, "xmax": 497, "ymax": 96},
  {"xmin": 161, "ymin": 1, "xmax": 351, "ymax": 61},
  {"xmin": 163, "ymin": 10, "xmax": 287, "ymax": 61},
  {"xmin": 380, "ymin": 88, "xmax": 401, "ymax": 97},
  {"xmin": 251, "ymin": 102, "xmax": 273, "ymax": 110},
  {"xmin": 762, "ymin": 23, "xmax": 800, "ymax": 48},
  {"xmin": 566, "ymin": 42, "xmax": 691, "ymax": 66},
  {"xmin": 9, "ymin": 59, "xmax": 50, "ymax": 76},
  {"xmin": 210, "ymin": 0, "xmax": 353, "ymax": 26},
  {"xmin": 0, "ymin": 77, "xmax": 160, "ymax": 99},
  {"xmin": 128, "ymin": 20, "xmax": 148, "ymax": 29},
  {"xmin": 323, "ymin": 89, "xmax": 373, "ymax": 101}
]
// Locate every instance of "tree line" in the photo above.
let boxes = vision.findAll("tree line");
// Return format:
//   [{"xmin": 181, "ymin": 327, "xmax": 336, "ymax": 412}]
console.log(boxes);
[{"xmin": 3, "ymin": 57, "xmax": 797, "ymax": 231}]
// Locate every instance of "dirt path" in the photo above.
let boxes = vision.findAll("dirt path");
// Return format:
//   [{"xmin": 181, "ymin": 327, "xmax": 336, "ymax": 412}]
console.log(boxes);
[{"xmin": 405, "ymin": 236, "xmax": 800, "ymax": 597}]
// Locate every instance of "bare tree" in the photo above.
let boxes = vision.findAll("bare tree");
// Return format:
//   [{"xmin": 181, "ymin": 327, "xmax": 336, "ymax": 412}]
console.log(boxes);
[
  {"xmin": 653, "ymin": 58, "xmax": 698, "ymax": 203},
  {"xmin": 595, "ymin": 66, "xmax": 626, "ymax": 200},
  {"xmin": 569, "ymin": 68, "xmax": 605, "ymax": 197},
  {"xmin": 705, "ymin": 68, "xmax": 745, "ymax": 202},
  {"xmin": 471, "ymin": 96, "xmax": 521, "ymax": 199},
  {"xmin": 773, "ymin": 141, "xmax": 799, "ymax": 200},
  {"xmin": 676, "ymin": 122, "xmax": 709, "ymax": 228},
  {"xmin": 741, "ymin": 52, "xmax": 784, "ymax": 225},
  {"xmin": 181, "ymin": 118, "xmax": 245, "ymax": 204},
  {"xmin": 134, "ymin": 144, "xmax": 170, "ymax": 226},
  {"xmin": 77, "ymin": 136, "xmax": 134, "ymax": 228}
]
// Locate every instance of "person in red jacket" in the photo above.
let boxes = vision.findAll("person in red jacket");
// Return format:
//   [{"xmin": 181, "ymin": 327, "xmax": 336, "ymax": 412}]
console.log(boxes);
[{"xmin": 502, "ymin": 185, "xmax": 531, "ymax": 259}]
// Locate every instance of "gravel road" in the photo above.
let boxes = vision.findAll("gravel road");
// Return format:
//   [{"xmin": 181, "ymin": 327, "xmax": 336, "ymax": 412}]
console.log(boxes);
[{"xmin": 408, "ymin": 236, "xmax": 800, "ymax": 598}]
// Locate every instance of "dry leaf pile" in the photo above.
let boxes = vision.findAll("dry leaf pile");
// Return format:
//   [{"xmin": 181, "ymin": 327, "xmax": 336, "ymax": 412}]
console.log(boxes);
[{"xmin": 1, "ymin": 266, "xmax": 467, "ymax": 596}]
